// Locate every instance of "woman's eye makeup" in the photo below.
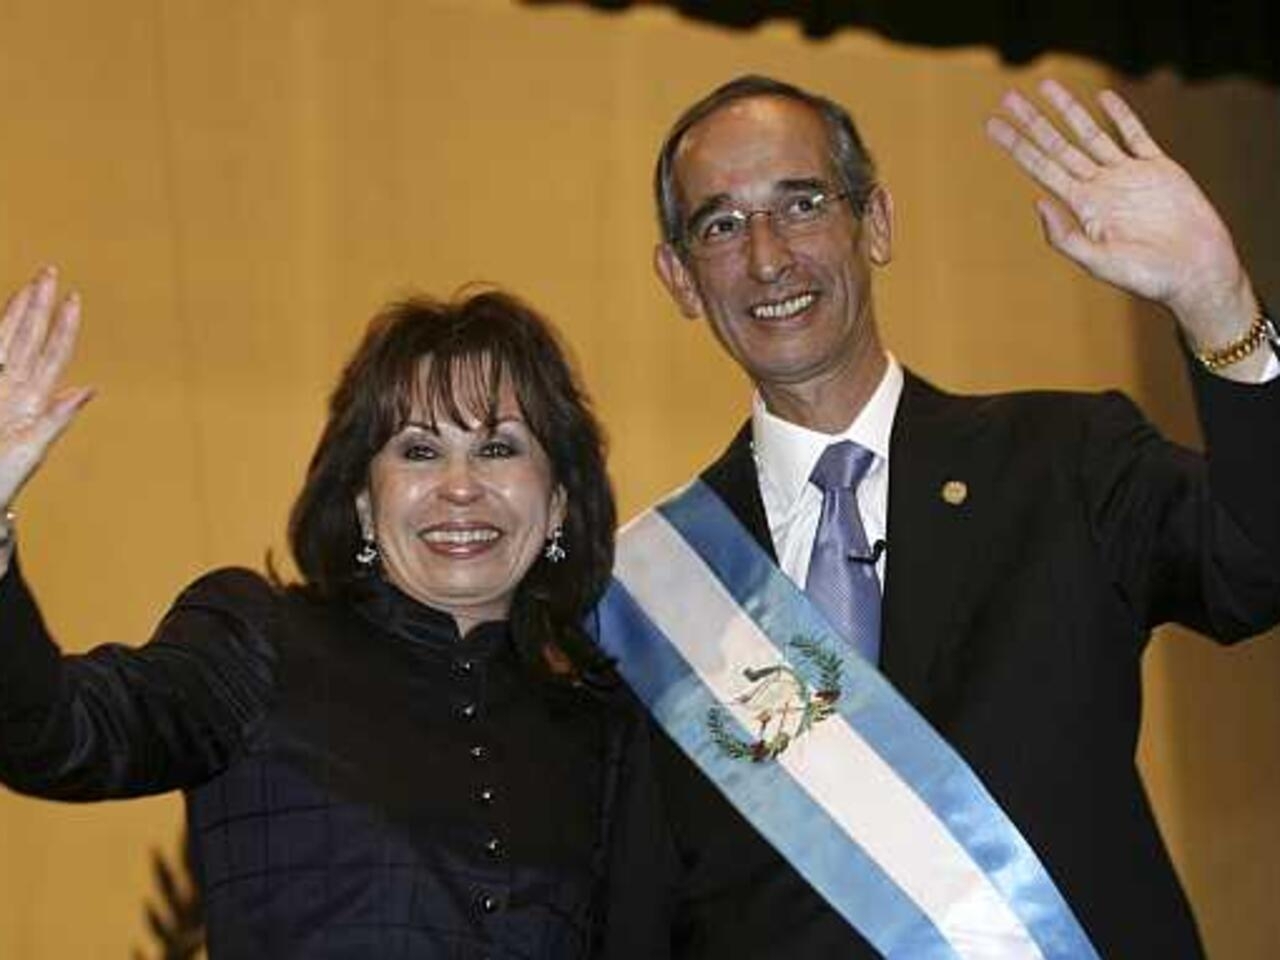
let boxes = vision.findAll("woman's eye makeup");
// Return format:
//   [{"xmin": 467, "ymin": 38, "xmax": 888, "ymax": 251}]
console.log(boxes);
[
  {"xmin": 477, "ymin": 436, "xmax": 519, "ymax": 458},
  {"xmin": 475, "ymin": 418, "xmax": 533, "ymax": 459},
  {"xmin": 400, "ymin": 440, "xmax": 438, "ymax": 461},
  {"xmin": 389, "ymin": 422, "xmax": 529, "ymax": 463}
]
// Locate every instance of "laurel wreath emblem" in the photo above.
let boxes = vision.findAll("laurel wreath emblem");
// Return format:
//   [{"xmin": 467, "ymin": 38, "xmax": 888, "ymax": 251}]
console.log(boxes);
[{"xmin": 706, "ymin": 635, "xmax": 843, "ymax": 762}]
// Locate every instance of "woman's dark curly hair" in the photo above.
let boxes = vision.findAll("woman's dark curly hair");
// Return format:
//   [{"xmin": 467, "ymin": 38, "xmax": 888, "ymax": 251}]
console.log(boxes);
[{"xmin": 288, "ymin": 290, "xmax": 615, "ymax": 677}]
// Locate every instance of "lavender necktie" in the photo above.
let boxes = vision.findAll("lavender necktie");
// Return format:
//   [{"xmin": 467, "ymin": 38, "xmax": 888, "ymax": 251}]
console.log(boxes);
[{"xmin": 805, "ymin": 440, "xmax": 881, "ymax": 664}]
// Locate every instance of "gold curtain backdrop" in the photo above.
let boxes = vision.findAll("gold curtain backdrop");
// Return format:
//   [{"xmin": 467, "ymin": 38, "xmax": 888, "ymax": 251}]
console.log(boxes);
[{"xmin": 0, "ymin": 0, "xmax": 1277, "ymax": 955}]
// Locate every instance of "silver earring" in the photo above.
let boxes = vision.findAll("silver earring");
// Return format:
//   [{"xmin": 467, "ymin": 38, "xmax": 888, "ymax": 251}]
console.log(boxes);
[
  {"xmin": 543, "ymin": 527, "xmax": 566, "ymax": 564},
  {"xmin": 356, "ymin": 536, "xmax": 379, "ymax": 567}
]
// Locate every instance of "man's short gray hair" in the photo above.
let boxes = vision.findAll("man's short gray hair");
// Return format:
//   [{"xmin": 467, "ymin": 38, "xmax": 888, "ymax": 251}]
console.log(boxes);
[{"xmin": 654, "ymin": 74, "xmax": 878, "ymax": 255}]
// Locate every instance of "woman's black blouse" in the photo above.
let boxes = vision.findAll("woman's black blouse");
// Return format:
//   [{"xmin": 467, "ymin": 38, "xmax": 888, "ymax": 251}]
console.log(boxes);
[{"xmin": 0, "ymin": 562, "xmax": 675, "ymax": 958}]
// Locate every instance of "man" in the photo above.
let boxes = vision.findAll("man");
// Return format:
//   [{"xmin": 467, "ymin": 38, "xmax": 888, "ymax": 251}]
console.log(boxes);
[{"xmin": 607, "ymin": 75, "xmax": 1280, "ymax": 957}]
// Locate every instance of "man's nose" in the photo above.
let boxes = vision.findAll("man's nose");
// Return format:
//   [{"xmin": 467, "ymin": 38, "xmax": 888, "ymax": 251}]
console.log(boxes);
[{"xmin": 745, "ymin": 213, "xmax": 795, "ymax": 283}]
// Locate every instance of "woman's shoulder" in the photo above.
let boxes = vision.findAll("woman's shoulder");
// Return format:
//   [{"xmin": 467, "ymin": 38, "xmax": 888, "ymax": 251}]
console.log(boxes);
[
  {"xmin": 171, "ymin": 566, "xmax": 280, "ymax": 613},
  {"xmin": 169, "ymin": 568, "xmax": 352, "ymax": 634},
  {"xmin": 170, "ymin": 569, "xmax": 351, "ymax": 644}
]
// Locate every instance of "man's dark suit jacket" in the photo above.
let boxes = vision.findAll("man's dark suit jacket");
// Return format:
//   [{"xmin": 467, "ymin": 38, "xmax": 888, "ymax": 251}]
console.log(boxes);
[{"xmin": 656, "ymin": 362, "xmax": 1280, "ymax": 959}]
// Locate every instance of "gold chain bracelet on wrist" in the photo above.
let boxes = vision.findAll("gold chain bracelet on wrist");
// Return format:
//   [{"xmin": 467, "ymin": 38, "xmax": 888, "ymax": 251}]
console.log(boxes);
[{"xmin": 1194, "ymin": 309, "xmax": 1279, "ymax": 371}]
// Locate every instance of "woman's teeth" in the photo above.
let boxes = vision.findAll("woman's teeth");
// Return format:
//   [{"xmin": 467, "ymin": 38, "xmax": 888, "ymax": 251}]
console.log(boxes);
[{"xmin": 421, "ymin": 528, "xmax": 499, "ymax": 544}]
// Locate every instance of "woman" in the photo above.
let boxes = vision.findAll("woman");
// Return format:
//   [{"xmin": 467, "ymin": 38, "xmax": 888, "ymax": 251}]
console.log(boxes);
[{"xmin": 0, "ymin": 267, "xmax": 672, "ymax": 958}]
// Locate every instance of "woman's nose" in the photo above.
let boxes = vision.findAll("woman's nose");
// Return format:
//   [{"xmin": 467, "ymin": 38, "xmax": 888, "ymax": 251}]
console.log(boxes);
[{"xmin": 439, "ymin": 456, "xmax": 483, "ymax": 502}]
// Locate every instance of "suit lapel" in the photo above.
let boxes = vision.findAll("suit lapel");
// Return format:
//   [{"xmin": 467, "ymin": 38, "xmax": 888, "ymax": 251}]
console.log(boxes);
[
  {"xmin": 700, "ymin": 421, "xmax": 778, "ymax": 563},
  {"xmin": 882, "ymin": 372, "xmax": 989, "ymax": 715},
  {"xmin": 698, "ymin": 384, "xmax": 989, "ymax": 718}
]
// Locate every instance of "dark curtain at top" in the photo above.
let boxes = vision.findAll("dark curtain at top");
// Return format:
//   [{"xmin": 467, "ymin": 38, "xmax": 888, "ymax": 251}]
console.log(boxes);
[{"xmin": 523, "ymin": 0, "xmax": 1279, "ymax": 85}]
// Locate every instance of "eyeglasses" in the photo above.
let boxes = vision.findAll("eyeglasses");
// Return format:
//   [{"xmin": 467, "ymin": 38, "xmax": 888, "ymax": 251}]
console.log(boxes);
[{"xmin": 682, "ymin": 188, "xmax": 851, "ymax": 259}]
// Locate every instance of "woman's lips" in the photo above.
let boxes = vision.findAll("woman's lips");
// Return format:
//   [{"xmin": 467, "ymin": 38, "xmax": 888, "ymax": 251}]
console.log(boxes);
[{"xmin": 418, "ymin": 523, "xmax": 502, "ymax": 557}]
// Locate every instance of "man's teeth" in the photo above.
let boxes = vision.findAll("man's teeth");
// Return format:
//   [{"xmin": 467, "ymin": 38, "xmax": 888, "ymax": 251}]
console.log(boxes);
[
  {"xmin": 421, "ymin": 528, "xmax": 500, "ymax": 545},
  {"xmin": 751, "ymin": 293, "xmax": 815, "ymax": 320}
]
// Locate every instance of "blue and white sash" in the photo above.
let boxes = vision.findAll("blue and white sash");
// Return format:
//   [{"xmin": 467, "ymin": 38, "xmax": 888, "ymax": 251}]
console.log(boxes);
[{"xmin": 598, "ymin": 479, "xmax": 1098, "ymax": 960}]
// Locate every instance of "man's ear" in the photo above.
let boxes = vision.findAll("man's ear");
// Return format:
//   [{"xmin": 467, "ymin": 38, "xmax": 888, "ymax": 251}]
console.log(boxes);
[
  {"xmin": 862, "ymin": 184, "xmax": 894, "ymax": 267},
  {"xmin": 354, "ymin": 489, "xmax": 375, "ymax": 540},
  {"xmin": 654, "ymin": 242, "xmax": 705, "ymax": 319}
]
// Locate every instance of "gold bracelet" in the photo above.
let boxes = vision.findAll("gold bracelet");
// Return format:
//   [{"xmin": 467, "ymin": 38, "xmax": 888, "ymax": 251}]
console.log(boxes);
[
  {"xmin": 0, "ymin": 508, "xmax": 14, "ymax": 550},
  {"xmin": 1194, "ymin": 309, "xmax": 1277, "ymax": 371}
]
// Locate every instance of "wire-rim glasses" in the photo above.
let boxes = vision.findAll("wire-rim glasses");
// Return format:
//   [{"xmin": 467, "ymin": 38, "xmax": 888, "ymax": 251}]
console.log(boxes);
[{"xmin": 681, "ymin": 187, "xmax": 852, "ymax": 260}]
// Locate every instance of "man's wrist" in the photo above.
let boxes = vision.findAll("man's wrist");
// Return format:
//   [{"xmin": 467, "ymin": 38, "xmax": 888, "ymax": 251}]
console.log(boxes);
[{"xmin": 1192, "ymin": 307, "xmax": 1280, "ymax": 373}]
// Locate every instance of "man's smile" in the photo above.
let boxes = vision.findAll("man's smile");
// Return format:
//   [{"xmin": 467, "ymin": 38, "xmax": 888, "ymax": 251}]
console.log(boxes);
[{"xmin": 749, "ymin": 291, "xmax": 817, "ymax": 320}]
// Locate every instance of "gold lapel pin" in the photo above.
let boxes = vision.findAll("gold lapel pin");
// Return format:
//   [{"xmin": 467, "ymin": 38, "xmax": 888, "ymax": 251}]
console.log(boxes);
[{"xmin": 941, "ymin": 479, "xmax": 968, "ymax": 506}]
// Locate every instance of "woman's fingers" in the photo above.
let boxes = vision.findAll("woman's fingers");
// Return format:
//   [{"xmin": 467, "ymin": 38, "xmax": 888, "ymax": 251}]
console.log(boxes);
[
  {"xmin": 30, "ymin": 291, "xmax": 82, "ymax": 398},
  {"xmin": 5, "ymin": 267, "xmax": 58, "ymax": 379},
  {"xmin": 0, "ymin": 280, "xmax": 36, "ymax": 361},
  {"xmin": 0, "ymin": 268, "xmax": 92, "ymax": 506},
  {"xmin": 0, "ymin": 268, "xmax": 85, "ymax": 411}
]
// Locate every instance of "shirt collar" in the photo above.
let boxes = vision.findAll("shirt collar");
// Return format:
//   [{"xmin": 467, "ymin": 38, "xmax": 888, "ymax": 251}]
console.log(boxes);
[
  {"xmin": 350, "ymin": 575, "xmax": 509, "ymax": 655},
  {"xmin": 752, "ymin": 355, "xmax": 903, "ymax": 511}
]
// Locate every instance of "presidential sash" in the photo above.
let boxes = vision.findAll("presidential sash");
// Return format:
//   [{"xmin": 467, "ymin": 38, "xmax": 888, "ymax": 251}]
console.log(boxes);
[{"xmin": 597, "ymin": 479, "xmax": 1098, "ymax": 959}]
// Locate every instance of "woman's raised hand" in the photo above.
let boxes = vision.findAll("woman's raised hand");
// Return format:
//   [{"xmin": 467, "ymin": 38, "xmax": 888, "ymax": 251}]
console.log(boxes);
[{"xmin": 0, "ymin": 267, "xmax": 93, "ymax": 511}]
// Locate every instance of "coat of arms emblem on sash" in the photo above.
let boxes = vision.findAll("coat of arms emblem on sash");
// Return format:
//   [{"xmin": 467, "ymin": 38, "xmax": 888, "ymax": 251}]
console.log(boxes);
[{"xmin": 707, "ymin": 636, "xmax": 844, "ymax": 762}]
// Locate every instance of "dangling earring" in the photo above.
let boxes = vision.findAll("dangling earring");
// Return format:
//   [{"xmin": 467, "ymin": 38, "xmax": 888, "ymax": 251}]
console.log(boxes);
[
  {"xmin": 356, "ymin": 536, "xmax": 379, "ymax": 568},
  {"xmin": 543, "ymin": 526, "xmax": 566, "ymax": 564}
]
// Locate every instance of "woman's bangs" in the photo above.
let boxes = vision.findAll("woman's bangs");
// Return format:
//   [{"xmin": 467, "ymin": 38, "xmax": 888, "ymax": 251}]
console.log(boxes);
[{"xmin": 406, "ymin": 348, "xmax": 507, "ymax": 432}]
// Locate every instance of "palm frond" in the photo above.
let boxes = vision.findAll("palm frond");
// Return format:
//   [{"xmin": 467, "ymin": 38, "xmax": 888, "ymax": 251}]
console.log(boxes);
[{"xmin": 134, "ymin": 829, "xmax": 206, "ymax": 960}]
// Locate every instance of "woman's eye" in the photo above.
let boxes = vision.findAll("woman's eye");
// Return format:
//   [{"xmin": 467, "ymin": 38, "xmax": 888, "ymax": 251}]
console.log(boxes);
[
  {"xmin": 402, "ymin": 442, "xmax": 438, "ymax": 461},
  {"xmin": 478, "ymin": 439, "xmax": 517, "ymax": 459}
]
